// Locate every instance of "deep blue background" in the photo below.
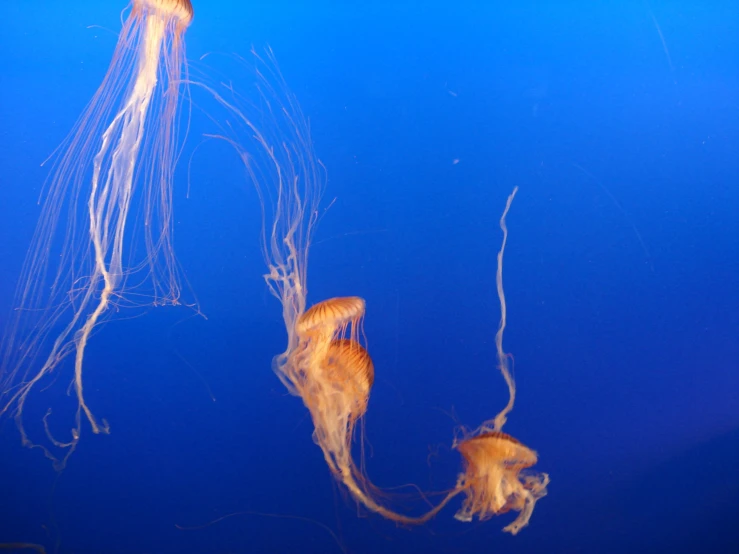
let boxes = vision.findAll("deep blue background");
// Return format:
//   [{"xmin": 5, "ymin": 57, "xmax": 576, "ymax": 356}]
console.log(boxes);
[{"xmin": 1, "ymin": 1, "xmax": 737, "ymax": 553}]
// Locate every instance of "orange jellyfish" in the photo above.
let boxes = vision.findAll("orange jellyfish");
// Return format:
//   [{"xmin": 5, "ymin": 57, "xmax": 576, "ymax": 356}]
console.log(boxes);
[
  {"xmin": 285, "ymin": 296, "xmax": 461, "ymax": 524},
  {"xmin": 0, "ymin": 0, "xmax": 193, "ymax": 469},
  {"xmin": 454, "ymin": 431, "xmax": 549, "ymax": 534},
  {"xmin": 286, "ymin": 297, "xmax": 371, "ymax": 476},
  {"xmin": 203, "ymin": 49, "xmax": 458, "ymax": 523},
  {"xmin": 452, "ymin": 187, "xmax": 549, "ymax": 534}
]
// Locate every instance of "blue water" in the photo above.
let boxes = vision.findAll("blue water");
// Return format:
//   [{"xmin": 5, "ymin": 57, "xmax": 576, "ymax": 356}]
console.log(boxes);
[{"xmin": 1, "ymin": 1, "xmax": 737, "ymax": 553}]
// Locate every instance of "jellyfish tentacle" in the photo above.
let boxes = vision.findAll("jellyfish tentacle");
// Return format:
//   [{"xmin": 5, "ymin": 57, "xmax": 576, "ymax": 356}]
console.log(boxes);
[{"xmin": 487, "ymin": 186, "xmax": 518, "ymax": 434}]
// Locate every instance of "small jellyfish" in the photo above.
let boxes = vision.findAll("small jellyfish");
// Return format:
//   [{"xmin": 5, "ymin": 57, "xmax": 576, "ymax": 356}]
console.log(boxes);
[
  {"xmin": 454, "ymin": 431, "xmax": 550, "ymax": 534},
  {"xmin": 451, "ymin": 187, "xmax": 549, "ymax": 534},
  {"xmin": 0, "ymin": 0, "xmax": 194, "ymax": 469}
]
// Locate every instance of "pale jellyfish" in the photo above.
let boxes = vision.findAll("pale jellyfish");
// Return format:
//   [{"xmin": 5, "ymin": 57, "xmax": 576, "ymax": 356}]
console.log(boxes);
[{"xmin": 0, "ymin": 0, "xmax": 193, "ymax": 470}]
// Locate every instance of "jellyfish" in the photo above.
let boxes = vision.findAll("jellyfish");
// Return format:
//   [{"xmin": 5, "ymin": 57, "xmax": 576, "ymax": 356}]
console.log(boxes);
[
  {"xmin": 295, "ymin": 301, "xmax": 371, "ymax": 468},
  {"xmin": 206, "ymin": 49, "xmax": 546, "ymax": 532},
  {"xmin": 453, "ymin": 431, "xmax": 550, "ymax": 534},
  {"xmin": 451, "ymin": 187, "xmax": 550, "ymax": 534},
  {"xmin": 283, "ymin": 296, "xmax": 462, "ymax": 524},
  {"xmin": 282, "ymin": 297, "xmax": 370, "ymax": 474},
  {"xmin": 0, "ymin": 0, "xmax": 193, "ymax": 469}
]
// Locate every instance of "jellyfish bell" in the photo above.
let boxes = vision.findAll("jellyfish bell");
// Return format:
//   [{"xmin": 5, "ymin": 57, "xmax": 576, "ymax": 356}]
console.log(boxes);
[
  {"xmin": 0, "ymin": 0, "xmax": 194, "ymax": 469},
  {"xmin": 138, "ymin": 0, "xmax": 194, "ymax": 24},
  {"xmin": 297, "ymin": 296, "xmax": 366, "ymax": 333},
  {"xmin": 296, "ymin": 297, "xmax": 366, "ymax": 342},
  {"xmin": 326, "ymin": 339, "xmax": 375, "ymax": 390},
  {"xmin": 324, "ymin": 339, "xmax": 374, "ymax": 418},
  {"xmin": 453, "ymin": 431, "xmax": 549, "ymax": 534}
]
